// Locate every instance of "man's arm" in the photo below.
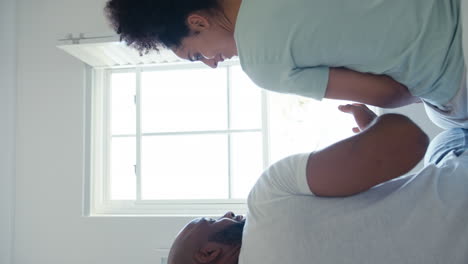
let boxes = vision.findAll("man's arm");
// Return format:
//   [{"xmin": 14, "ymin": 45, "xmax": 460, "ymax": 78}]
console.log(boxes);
[
  {"xmin": 306, "ymin": 105, "xmax": 429, "ymax": 197},
  {"xmin": 325, "ymin": 68, "xmax": 420, "ymax": 108}
]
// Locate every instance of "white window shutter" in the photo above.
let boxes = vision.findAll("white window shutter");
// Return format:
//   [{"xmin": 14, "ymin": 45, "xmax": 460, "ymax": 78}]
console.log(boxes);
[{"xmin": 57, "ymin": 34, "xmax": 183, "ymax": 68}]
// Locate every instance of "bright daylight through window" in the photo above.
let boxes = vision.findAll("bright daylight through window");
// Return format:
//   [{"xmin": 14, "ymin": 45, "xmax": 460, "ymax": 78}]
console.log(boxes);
[{"xmin": 89, "ymin": 62, "xmax": 365, "ymax": 215}]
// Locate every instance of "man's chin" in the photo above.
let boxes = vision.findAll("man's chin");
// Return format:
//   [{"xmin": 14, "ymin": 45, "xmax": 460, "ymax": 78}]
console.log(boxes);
[{"xmin": 209, "ymin": 221, "xmax": 245, "ymax": 246}]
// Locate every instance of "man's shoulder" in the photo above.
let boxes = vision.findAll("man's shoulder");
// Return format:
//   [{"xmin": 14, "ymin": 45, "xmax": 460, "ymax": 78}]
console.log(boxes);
[{"xmin": 246, "ymin": 153, "xmax": 313, "ymax": 207}]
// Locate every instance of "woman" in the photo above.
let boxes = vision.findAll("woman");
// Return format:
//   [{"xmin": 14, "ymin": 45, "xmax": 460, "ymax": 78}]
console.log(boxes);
[{"xmin": 105, "ymin": 0, "xmax": 467, "ymax": 129}]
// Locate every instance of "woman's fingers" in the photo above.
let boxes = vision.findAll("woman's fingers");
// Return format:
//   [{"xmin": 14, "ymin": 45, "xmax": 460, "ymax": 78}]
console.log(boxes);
[
  {"xmin": 339, "ymin": 103, "xmax": 378, "ymax": 132},
  {"xmin": 338, "ymin": 104, "xmax": 355, "ymax": 113}
]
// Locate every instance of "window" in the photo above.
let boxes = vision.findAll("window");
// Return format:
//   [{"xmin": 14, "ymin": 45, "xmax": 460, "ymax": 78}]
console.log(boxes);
[
  {"xmin": 108, "ymin": 64, "xmax": 265, "ymax": 201},
  {"xmin": 86, "ymin": 60, "xmax": 371, "ymax": 216}
]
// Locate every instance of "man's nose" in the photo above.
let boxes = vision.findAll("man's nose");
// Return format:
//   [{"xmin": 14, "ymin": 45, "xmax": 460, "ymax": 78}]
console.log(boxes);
[{"xmin": 221, "ymin": 211, "xmax": 235, "ymax": 219}]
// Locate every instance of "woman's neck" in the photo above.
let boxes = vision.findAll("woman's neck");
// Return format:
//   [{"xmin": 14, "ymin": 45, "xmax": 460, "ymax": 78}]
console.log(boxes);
[{"xmin": 217, "ymin": 0, "xmax": 242, "ymax": 32}]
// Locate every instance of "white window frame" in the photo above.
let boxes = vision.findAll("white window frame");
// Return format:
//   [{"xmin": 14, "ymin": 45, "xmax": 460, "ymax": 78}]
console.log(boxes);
[
  {"xmin": 83, "ymin": 60, "xmax": 382, "ymax": 217},
  {"xmin": 84, "ymin": 61, "xmax": 270, "ymax": 216}
]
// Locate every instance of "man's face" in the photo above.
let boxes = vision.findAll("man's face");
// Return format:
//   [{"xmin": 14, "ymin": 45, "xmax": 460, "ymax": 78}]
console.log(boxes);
[
  {"xmin": 168, "ymin": 211, "xmax": 245, "ymax": 264},
  {"xmin": 180, "ymin": 211, "xmax": 245, "ymax": 243},
  {"xmin": 171, "ymin": 17, "xmax": 238, "ymax": 68}
]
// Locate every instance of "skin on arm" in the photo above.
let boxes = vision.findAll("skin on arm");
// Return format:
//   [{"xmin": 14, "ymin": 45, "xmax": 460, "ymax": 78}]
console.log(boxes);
[
  {"xmin": 307, "ymin": 104, "xmax": 430, "ymax": 197},
  {"xmin": 325, "ymin": 68, "xmax": 421, "ymax": 108}
]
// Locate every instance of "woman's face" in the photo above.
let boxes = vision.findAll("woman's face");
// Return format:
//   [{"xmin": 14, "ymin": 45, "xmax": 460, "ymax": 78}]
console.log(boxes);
[{"xmin": 171, "ymin": 13, "xmax": 238, "ymax": 68}]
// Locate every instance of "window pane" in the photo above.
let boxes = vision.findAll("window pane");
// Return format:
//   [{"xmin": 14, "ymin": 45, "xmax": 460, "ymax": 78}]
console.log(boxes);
[
  {"xmin": 141, "ymin": 134, "xmax": 228, "ymax": 200},
  {"xmin": 230, "ymin": 66, "xmax": 262, "ymax": 130},
  {"xmin": 110, "ymin": 137, "xmax": 136, "ymax": 200},
  {"xmin": 141, "ymin": 68, "xmax": 228, "ymax": 133},
  {"xmin": 111, "ymin": 72, "xmax": 136, "ymax": 135},
  {"xmin": 102, "ymin": 65, "xmax": 363, "ymax": 208},
  {"xmin": 268, "ymin": 94, "xmax": 356, "ymax": 163},
  {"xmin": 231, "ymin": 132, "xmax": 263, "ymax": 199}
]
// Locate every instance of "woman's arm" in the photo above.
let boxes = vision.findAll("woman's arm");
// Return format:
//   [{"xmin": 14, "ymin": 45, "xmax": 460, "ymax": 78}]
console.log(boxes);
[
  {"xmin": 306, "ymin": 104, "xmax": 429, "ymax": 197},
  {"xmin": 325, "ymin": 68, "xmax": 420, "ymax": 108}
]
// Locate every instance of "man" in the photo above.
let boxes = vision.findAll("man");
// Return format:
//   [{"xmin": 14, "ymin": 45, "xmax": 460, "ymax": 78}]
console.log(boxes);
[{"xmin": 167, "ymin": 104, "xmax": 468, "ymax": 264}]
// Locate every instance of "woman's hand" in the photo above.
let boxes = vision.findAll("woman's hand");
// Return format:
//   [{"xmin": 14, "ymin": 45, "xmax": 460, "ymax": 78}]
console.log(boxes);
[{"xmin": 338, "ymin": 103, "xmax": 378, "ymax": 133}]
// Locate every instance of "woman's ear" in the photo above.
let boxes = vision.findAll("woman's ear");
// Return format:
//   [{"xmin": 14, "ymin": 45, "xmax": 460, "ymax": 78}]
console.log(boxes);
[
  {"xmin": 186, "ymin": 14, "xmax": 211, "ymax": 32},
  {"xmin": 194, "ymin": 242, "xmax": 222, "ymax": 263}
]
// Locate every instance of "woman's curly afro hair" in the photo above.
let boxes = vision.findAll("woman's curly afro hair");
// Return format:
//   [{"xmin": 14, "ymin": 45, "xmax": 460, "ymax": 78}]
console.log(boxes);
[{"xmin": 105, "ymin": 0, "xmax": 220, "ymax": 53}]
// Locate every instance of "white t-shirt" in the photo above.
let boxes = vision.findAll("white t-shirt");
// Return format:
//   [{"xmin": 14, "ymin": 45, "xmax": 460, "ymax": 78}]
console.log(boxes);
[
  {"xmin": 239, "ymin": 152, "xmax": 468, "ymax": 264},
  {"xmin": 234, "ymin": 0, "xmax": 464, "ymax": 106}
]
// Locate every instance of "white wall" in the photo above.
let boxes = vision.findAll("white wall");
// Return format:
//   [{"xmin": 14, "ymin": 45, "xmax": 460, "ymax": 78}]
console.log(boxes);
[
  {"xmin": 15, "ymin": 1, "xmax": 191, "ymax": 263},
  {"xmin": 13, "ymin": 1, "xmax": 444, "ymax": 264},
  {"xmin": 0, "ymin": 0, "xmax": 17, "ymax": 263}
]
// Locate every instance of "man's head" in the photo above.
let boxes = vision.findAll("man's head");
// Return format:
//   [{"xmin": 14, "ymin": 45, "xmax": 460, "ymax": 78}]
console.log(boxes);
[
  {"xmin": 105, "ymin": 0, "xmax": 239, "ymax": 68},
  {"xmin": 168, "ymin": 211, "xmax": 245, "ymax": 264}
]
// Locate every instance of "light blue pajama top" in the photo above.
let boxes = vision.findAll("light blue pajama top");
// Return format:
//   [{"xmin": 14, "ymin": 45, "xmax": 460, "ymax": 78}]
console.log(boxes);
[{"xmin": 234, "ymin": 0, "xmax": 464, "ymax": 106}]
